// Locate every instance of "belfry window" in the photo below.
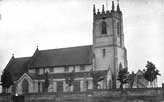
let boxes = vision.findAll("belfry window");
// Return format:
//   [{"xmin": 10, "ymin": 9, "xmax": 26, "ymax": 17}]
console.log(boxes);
[
  {"xmin": 102, "ymin": 49, "xmax": 106, "ymax": 57},
  {"xmin": 117, "ymin": 22, "xmax": 120, "ymax": 36},
  {"xmin": 101, "ymin": 21, "xmax": 107, "ymax": 34}
]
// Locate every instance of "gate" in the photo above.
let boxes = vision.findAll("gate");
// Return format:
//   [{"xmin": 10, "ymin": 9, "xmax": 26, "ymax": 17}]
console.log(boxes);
[{"xmin": 13, "ymin": 95, "xmax": 24, "ymax": 102}]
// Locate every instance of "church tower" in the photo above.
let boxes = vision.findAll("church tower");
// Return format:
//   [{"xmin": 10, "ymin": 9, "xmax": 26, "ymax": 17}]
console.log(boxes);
[{"xmin": 92, "ymin": 1, "xmax": 128, "ymax": 88}]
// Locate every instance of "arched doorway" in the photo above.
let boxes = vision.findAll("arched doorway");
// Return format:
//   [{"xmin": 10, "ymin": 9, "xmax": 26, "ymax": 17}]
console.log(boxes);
[{"xmin": 22, "ymin": 79, "xmax": 29, "ymax": 94}]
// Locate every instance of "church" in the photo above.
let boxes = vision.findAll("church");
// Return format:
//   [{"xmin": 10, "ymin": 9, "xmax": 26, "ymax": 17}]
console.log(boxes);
[{"xmin": 2, "ymin": 1, "xmax": 128, "ymax": 95}]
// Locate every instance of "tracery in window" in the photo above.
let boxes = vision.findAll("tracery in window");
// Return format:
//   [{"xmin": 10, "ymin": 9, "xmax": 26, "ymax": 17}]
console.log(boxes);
[{"xmin": 22, "ymin": 79, "xmax": 29, "ymax": 94}]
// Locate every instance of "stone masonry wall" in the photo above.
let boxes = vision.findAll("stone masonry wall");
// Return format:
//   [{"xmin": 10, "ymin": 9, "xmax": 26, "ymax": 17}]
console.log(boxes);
[{"xmin": 0, "ymin": 88, "xmax": 164, "ymax": 102}]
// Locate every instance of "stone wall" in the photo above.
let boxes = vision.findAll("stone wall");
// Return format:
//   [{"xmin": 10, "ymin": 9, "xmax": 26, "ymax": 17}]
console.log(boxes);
[
  {"xmin": 0, "ymin": 93, "xmax": 12, "ymax": 102},
  {"xmin": 0, "ymin": 88, "xmax": 163, "ymax": 102}
]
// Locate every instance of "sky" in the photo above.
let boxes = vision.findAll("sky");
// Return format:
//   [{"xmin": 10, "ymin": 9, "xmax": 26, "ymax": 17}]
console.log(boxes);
[{"xmin": 0, "ymin": 0, "xmax": 164, "ymax": 86}]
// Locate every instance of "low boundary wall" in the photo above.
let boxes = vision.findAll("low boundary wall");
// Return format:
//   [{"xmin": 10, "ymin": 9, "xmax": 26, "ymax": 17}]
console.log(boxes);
[{"xmin": 0, "ymin": 88, "xmax": 163, "ymax": 102}]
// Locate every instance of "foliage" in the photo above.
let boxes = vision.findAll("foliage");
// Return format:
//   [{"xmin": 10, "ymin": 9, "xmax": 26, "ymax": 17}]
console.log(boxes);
[
  {"xmin": 65, "ymin": 70, "xmax": 75, "ymax": 87},
  {"xmin": 144, "ymin": 61, "xmax": 160, "ymax": 84},
  {"xmin": 128, "ymin": 71, "xmax": 135, "ymax": 88},
  {"xmin": 90, "ymin": 70, "xmax": 105, "ymax": 89},
  {"xmin": 44, "ymin": 72, "xmax": 49, "ymax": 92},
  {"xmin": 1, "ymin": 71, "xmax": 13, "ymax": 89},
  {"xmin": 117, "ymin": 68, "xmax": 129, "ymax": 89}
]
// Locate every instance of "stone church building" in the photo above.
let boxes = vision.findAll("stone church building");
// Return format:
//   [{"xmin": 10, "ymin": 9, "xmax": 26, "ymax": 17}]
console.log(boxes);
[{"xmin": 3, "ymin": 1, "xmax": 128, "ymax": 95}]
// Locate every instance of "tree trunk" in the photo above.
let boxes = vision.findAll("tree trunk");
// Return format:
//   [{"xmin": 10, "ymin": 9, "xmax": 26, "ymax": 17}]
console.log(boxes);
[{"xmin": 120, "ymin": 83, "xmax": 123, "ymax": 89}]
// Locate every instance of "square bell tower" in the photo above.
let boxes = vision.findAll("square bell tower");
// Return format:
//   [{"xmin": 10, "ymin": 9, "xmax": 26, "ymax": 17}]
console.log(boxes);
[{"xmin": 92, "ymin": 1, "xmax": 128, "ymax": 88}]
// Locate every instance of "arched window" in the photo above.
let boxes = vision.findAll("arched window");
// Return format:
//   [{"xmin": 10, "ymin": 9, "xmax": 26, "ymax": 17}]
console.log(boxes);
[
  {"xmin": 22, "ymin": 79, "xmax": 29, "ymax": 94},
  {"xmin": 117, "ymin": 22, "xmax": 121, "ymax": 37},
  {"xmin": 101, "ymin": 21, "xmax": 107, "ymax": 34}
]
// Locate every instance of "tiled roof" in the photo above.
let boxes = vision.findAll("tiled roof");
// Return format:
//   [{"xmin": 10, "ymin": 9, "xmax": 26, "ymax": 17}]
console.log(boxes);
[
  {"xmin": 28, "ymin": 45, "xmax": 93, "ymax": 68},
  {"xmin": 4, "ymin": 57, "xmax": 31, "ymax": 81},
  {"xmin": 4, "ymin": 45, "xmax": 93, "ymax": 81}
]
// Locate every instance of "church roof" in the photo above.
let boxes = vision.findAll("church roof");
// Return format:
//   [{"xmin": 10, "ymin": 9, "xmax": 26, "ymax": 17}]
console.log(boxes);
[
  {"xmin": 4, "ymin": 45, "xmax": 93, "ymax": 81},
  {"xmin": 28, "ymin": 45, "xmax": 93, "ymax": 68},
  {"xmin": 4, "ymin": 57, "xmax": 31, "ymax": 81}
]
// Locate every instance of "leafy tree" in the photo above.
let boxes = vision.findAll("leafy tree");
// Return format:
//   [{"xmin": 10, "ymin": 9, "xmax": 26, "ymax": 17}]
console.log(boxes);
[
  {"xmin": 128, "ymin": 71, "xmax": 135, "ymax": 88},
  {"xmin": 44, "ymin": 72, "xmax": 49, "ymax": 92},
  {"xmin": 1, "ymin": 71, "xmax": 13, "ymax": 93},
  {"xmin": 144, "ymin": 61, "xmax": 160, "ymax": 87},
  {"xmin": 90, "ymin": 70, "xmax": 105, "ymax": 90},
  {"xmin": 117, "ymin": 68, "xmax": 129, "ymax": 89},
  {"xmin": 65, "ymin": 70, "xmax": 75, "ymax": 91}
]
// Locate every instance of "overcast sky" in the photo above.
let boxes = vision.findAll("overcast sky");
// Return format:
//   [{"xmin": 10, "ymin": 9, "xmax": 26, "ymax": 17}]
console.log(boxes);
[{"xmin": 0, "ymin": 0, "xmax": 164, "ymax": 86}]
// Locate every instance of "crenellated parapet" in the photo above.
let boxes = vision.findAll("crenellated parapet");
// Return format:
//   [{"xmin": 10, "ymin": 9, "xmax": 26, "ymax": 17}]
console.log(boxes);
[{"xmin": 93, "ymin": 1, "xmax": 122, "ymax": 20}]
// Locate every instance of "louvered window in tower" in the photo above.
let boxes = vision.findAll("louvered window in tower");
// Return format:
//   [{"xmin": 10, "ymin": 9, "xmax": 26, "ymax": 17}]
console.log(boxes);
[
  {"xmin": 101, "ymin": 21, "xmax": 107, "ymax": 34},
  {"xmin": 102, "ymin": 49, "xmax": 106, "ymax": 57},
  {"xmin": 117, "ymin": 22, "xmax": 120, "ymax": 36}
]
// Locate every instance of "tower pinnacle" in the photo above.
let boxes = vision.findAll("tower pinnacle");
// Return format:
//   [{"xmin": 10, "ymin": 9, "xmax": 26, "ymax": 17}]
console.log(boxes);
[
  {"xmin": 12, "ymin": 53, "xmax": 14, "ymax": 58},
  {"xmin": 93, "ymin": 4, "xmax": 96, "ymax": 14},
  {"xmin": 117, "ymin": 0, "xmax": 121, "ymax": 13},
  {"xmin": 111, "ymin": 1, "xmax": 115, "ymax": 12},
  {"xmin": 102, "ymin": 5, "xmax": 105, "ymax": 13}
]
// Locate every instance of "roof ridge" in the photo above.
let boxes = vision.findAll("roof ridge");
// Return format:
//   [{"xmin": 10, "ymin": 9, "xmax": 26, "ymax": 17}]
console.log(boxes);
[
  {"xmin": 14, "ymin": 56, "xmax": 31, "ymax": 59},
  {"xmin": 39, "ymin": 45, "xmax": 92, "ymax": 52}
]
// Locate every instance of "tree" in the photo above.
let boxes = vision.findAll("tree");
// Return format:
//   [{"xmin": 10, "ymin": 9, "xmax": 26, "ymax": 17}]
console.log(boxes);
[
  {"xmin": 90, "ymin": 70, "xmax": 105, "ymax": 90},
  {"xmin": 128, "ymin": 71, "xmax": 135, "ymax": 88},
  {"xmin": 117, "ymin": 68, "xmax": 129, "ymax": 89},
  {"xmin": 65, "ymin": 70, "xmax": 75, "ymax": 91},
  {"xmin": 44, "ymin": 72, "xmax": 49, "ymax": 92},
  {"xmin": 144, "ymin": 61, "xmax": 160, "ymax": 87},
  {"xmin": 1, "ymin": 71, "xmax": 13, "ymax": 93}
]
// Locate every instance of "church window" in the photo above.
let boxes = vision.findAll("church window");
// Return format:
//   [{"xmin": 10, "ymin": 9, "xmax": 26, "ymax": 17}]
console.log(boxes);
[
  {"xmin": 117, "ymin": 22, "xmax": 120, "ymax": 37},
  {"xmin": 36, "ymin": 68, "xmax": 39, "ymax": 74},
  {"xmin": 45, "ymin": 68, "xmax": 49, "ymax": 73},
  {"xmin": 73, "ymin": 66, "xmax": 75, "ymax": 72},
  {"xmin": 64, "ymin": 66, "xmax": 69, "ymax": 72},
  {"xmin": 22, "ymin": 79, "xmax": 29, "ymax": 94},
  {"xmin": 38, "ymin": 82, "xmax": 41, "ymax": 93},
  {"xmin": 80, "ymin": 65, "xmax": 85, "ymax": 71},
  {"xmin": 73, "ymin": 81, "xmax": 80, "ymax": 92},
  {"xmin": 101, "ymin": 21, "xmax": 107, "ymax": 34},
  {"xmin": 102, "ymin": 49, "xmax": 106, "ymax": 57},
  {"xmin": 57, "ymin": 81, "xmax": 63, "ymax": 92},
  {"xmin": 43, "ymin": 68, "xmax": 45, "ymax": 74},
  {"xmin": 49, "ymin": 68, "xmax": 54, "ymax": 73}
]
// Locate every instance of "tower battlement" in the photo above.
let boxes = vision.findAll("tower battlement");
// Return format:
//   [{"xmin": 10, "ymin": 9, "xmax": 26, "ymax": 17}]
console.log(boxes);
[{"xmin": 93, "ymin": 1, "xmax": 122, "ymax": 20}]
